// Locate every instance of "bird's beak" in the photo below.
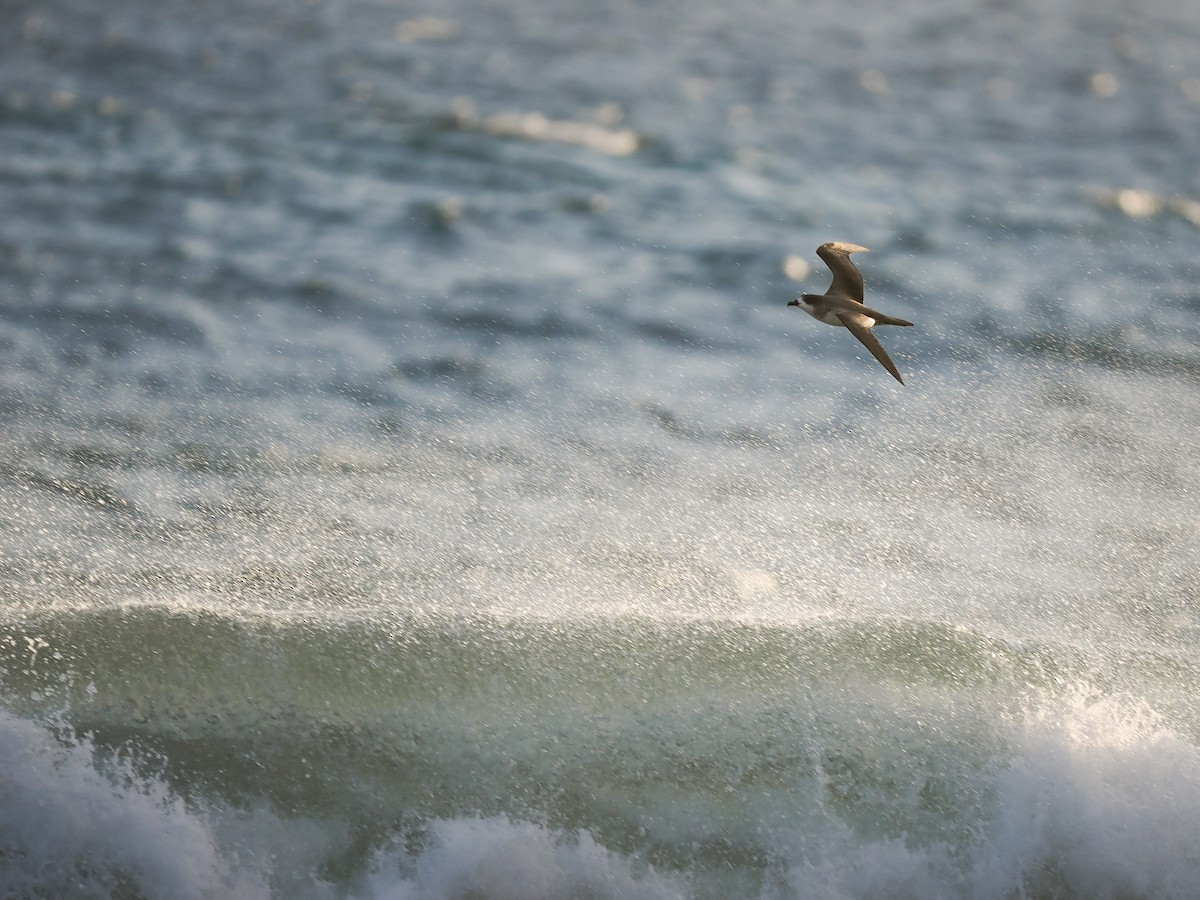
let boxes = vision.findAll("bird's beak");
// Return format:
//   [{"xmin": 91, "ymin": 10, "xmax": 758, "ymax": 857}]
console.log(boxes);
[{"xmin": 787, "ymin": 298, "xmax": 800, "ymax": 307}]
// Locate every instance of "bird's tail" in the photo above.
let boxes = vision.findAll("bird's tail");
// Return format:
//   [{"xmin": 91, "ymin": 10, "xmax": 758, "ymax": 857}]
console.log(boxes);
[{"xmin": 860, "ymin": 306, "xmax": 913, "ymax": 327}]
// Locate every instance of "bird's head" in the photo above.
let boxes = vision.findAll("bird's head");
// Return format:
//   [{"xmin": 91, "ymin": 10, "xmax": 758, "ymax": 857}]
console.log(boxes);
[{"xmin": 787, "ymin": 294, "xmax": 816, "ymax": 309}]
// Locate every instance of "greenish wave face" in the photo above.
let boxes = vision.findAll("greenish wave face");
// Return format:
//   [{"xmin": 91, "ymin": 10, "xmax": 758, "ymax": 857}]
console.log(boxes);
[{"xmin": 6, "ymin": 608, "xmax": 1200, "ymax": 897}]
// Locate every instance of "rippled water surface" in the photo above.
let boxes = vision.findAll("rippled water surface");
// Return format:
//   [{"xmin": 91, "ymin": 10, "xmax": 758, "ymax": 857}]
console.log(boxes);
[{"xmin": 3, "ymin": 0, "xmax": 1200, "ymax": 896}]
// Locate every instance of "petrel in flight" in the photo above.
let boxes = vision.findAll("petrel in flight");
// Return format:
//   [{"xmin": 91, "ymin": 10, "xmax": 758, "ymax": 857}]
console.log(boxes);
[{"xmin": 788, "ymin": 242, "xmax": 913, "ymax": 384}]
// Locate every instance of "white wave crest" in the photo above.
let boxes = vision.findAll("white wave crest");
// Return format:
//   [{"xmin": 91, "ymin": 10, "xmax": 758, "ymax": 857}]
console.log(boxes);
[
  {"xmin": 0, "ymin": 709, "xmax": 270, "ymax": 900},
  {"xmin": 363, "ymin": 816, "xmax": 687, "ymax": 900}
]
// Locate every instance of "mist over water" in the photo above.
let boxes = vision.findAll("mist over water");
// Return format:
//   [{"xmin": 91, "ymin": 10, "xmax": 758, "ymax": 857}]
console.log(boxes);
[{"xmin": 3, "ymin": 0, "xmax": 1200, "ymax": 896}]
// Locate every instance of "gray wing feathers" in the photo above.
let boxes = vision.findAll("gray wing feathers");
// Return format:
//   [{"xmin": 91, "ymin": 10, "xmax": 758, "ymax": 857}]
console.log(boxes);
[{"xmin": 817, "ymin": 243, "xmax": 866, "ymax": 302}]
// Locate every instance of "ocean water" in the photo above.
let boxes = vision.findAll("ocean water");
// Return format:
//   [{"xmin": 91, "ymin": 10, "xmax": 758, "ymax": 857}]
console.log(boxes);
[{"xmin": 3, "ymin": 0, "xmax": 1200, "ymax": 896}]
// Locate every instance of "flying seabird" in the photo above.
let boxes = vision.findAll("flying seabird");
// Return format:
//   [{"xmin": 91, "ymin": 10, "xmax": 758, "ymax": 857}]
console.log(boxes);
[{"xmin": 787, "ymin": 242, "xmax": 913, "ymax": 384}]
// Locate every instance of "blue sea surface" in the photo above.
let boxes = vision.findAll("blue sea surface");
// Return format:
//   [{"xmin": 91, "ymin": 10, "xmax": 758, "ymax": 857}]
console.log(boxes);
[{"xmin": 3, "ymin": 0, "xmax": 1200, "ymax": 896}]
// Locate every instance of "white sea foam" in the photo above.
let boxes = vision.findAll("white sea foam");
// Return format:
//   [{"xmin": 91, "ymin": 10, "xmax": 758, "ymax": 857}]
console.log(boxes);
[
  {"xmin": 971, "ymin": 688, "xmax": 1200, "ymax": 899},
  {"xmin": 785, "ymin": 688, "xmax": 1200, "ymax": 900},
  {"xmin": 362, "ymin": 817, "xmax": 688, "ymax": 900},
  {"xmin": 0, "ymin": 709, "xmax": 270, "ymax": 900},
  {"xmin": 0, "ymin": 707, "xmax": 687, "ymax": 900}
]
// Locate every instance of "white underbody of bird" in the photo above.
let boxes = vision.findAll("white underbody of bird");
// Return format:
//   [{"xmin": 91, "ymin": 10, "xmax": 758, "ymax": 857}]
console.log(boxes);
[{"xmin": 787, "ymin": 242, "xmax": 913, "ymax": 384}]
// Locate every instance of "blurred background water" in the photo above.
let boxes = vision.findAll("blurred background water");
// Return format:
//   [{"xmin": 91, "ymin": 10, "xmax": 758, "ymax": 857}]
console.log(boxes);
[{"xmin": 2, "ymin": 0, "xmax": 1200, "ymax": 896}]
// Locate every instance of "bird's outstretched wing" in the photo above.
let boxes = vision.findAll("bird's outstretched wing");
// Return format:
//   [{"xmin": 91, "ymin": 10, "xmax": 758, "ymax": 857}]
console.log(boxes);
[
  {"xmin": 817, "ymin": 242, "xmax": 869, "ymax": 303},
  {"xmin": 836, "ymin": 313, "xmax": 905, "ymax": 384}
]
